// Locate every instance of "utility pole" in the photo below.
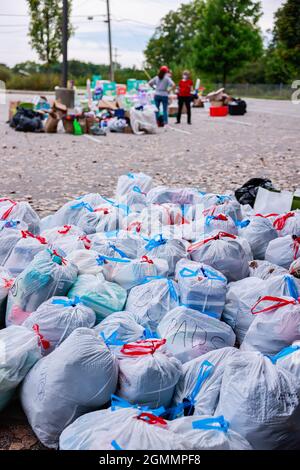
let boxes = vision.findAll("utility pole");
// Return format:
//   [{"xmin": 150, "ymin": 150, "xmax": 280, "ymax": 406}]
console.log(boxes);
[
  {"xmin": 62, "ymin": 0, "xmax": 68, "ymax": 87},
  {"xmin": 114, "ymin": 47, "xmax": 120, "ymax": 71},
  {"xmin": 106, "ymin": 0, "xmax": 114, "ymax": 82}
]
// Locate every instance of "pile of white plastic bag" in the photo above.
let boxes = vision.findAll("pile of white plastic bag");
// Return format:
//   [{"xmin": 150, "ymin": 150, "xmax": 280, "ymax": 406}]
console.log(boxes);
[{"xmin": 1, "ymin": 173, "xmax": 300, "ymax": 450}]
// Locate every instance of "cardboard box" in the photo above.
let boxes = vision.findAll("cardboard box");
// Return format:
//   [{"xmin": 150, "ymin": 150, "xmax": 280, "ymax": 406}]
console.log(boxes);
[
  {"xmin": 210, "ymin": 100, "xmax": 224, "ymax": 108},
  {"xmin": 45, "ymin": 112, "xmax": 59, "ymax": 133},
  {"xmin": 98, "ymin": 99, "xmax": 118, "ymax": 110},
  {"xmin": 8, "ymin": 101, "xmax": 21, "ymax": 121}
]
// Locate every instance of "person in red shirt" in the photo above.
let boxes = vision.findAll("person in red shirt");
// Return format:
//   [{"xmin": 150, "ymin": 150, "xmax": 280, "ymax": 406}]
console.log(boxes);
[{"xmin": 176, "ymin": 70, "xmax": 194, "ymax": 125}]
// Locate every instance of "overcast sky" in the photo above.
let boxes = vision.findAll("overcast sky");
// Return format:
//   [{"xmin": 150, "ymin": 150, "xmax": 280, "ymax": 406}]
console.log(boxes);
[{"xmin": 0, "ymin": 0, "xmax": 285, "ymax": 67}]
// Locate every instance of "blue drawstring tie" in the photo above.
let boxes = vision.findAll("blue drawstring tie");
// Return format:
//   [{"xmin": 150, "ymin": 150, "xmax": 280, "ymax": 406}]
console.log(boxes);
[
  {"xmin": 100, "ymin": 331, "xmax": 126, "ymax": 347},
  {"xmin": 192, "ymin": 416, "xmax": 229, "ymax": 433},
  {"xmin": 52, "ymin": 296, "xmax": 82, "ymax": 307},
  {"xmin": 168, "ymin": 279, "xmax": 179, "ymax": 302},
  {"xmin": 235, "ymin": 219, "xmax": 250, "ymax": 228},
  {"xmin": 269, "ymin": 344, "xmax": 300, "ymax": 364},
  {"xmin": 111, "ymin": 440, "xmax": 123, "ymax": 450},
  {"xmin": 133, "ymin": 186, "xmax": 144, "ymax": 194},
  {"xmin": 96, "ymin": 255, "xmax": 131, "ymax": 266},
  {"xmin": 108, "ymin": 244, "xmax": 129, "ymax": 259},
  {"xmin": 179, "ymin": 267, "xmax": 226, "ymax": 282},
  {"xmin": 111, "ymin": 395, "xmax": 165, "ymax": 416},
  {"xmin": 71, "ymin": 201, "xmax": 94, "ymax": 212},
  {"xmin": 145, "ymin": 234, "xmax": 167, "ymax": 251},
  {"xmin": 285, "ymin": 275, "xmax": 299, "ymax": 300},
  {"xmin": 169, "ymin": 360, "xmax": 214, "ymax": 419}
]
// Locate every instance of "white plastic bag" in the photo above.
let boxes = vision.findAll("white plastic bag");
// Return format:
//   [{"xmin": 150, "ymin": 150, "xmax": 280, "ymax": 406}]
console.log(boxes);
[
  {"xmin": 169, "ymin": 415, "xmax": 252, "ymax": 450},
  {"xmin": 116, "ymin": 172, "xmax": 153, "ymax": 197},
  {"xmin": 138, "ymin": 235, "xmax": 187, "ymax": 275},
  {"xmin": 0, "ymin": 198, "xmax": 40, "ymax": 234},
  {"xmin": 204, "ymin": 214, "xmax": 238, "ymax": 236},
  {"xmin": 116, "ymin": 339, "xmax": 182, "ymax": 409},
  {"xmin": 21, "ymin": 328, "xmax": 119, "ymax": 449},
  {"xmin": 23, "ymin": 296, "xmax": 96, "ymax": 355},
  {"xmin": 254, "ymin": 187, "xmax": 293, "ymax": 215},
  {"xmin": 67, "ymin": 274, "xmax": 127, "ymax": 324},
  {"xmin": 130, "ymin": 107, "xmax": 157, "ymax": 135},
  {"xmin": 176, "ymin": 260, "xmax": 227, "ymax": 319},
  {"xmin": 222, "ymin": 277, "xmax": 266, "ymax": 344},
  {"xmin": 272, "ymin": 341, "xmax": 300, "ymax": 378},
  {"xmin": 94, "ymin": 310, "xmax": 146, "ymax": 347},
  {"xmin": 238, "ymin": 215, "xmax": 278, "ymax": 259},
  {"xmin": 265, "ymin": 235, "xmax": 300, "ymax": 269},
  {"xmin": 60, "ymin": 407, "xmax": 189, "ymax": 450},
  {"xmin": 188, "ymin": 231, "xmax": 251, "ymax": 282},
  {"xmin": 0, "ymin": 325, "xmax": 41, "ymax": 411},
  {"xmin": 0, "ymin": 267, "xmax": 14, "ymax": 327},
  {"xmin": 273, "ymin": 211, "xmax": 300, "ymax": 237},
  {"xmin": 172, "ymin": 348, "xmax": 239, "ymax": 417},
  {"xmin": 125, "ymin": 277, "xmax": 179, "ymax": 331},
  {"xmin": 249, "ymin": 260, "xmax": 287, "ymax": 280},
  {"xmin": 157, "ymin": 306, "xmax": 236, "ymax": 364},
  {"xmin": 241, "ymin": 296, "xmax": 300, "ymax": 355},
  {"xmin": 215, "ymin": 352, "xmax": 300, "ymax": 450},
  {"xmin": 100, "ymin": 254, "xmax": 168, "ymax": 290},
  {"xmin": 146, "ymin": 186, "xmax": 202, "ymax": 206},
  {"xmin": 67, "ymin": 249, "xmax": 105, "ymax": 276},
  {"xmin": 4, "ymin": 231, "xmax": 48, "ymax": 277},
  {"xmin": 42, "ymin": 194, "xmax": 106, "ymax": 229},
  {"xmin": 6, "ymin": 248, "xmax": 78, "ymax": 326}
]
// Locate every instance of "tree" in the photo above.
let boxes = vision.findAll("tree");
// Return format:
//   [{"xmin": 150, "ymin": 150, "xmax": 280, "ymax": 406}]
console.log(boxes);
[
  {"xmin": 272, "ymin": 0, "xmax": 300, "ymax": 78},
  {"xmin": 27, "ymin": 0, "xmax": 73, "ymax": 65},
  {"xmin": 144, "ymin": 1, "xmax": 204, "ymax": 70},
  {"xmin": 193, "ymin": 0, "xmax": 263, "ymax": 86}
]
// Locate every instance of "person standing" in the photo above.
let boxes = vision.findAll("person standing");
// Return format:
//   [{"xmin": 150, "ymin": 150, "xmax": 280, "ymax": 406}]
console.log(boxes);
[
  {"xmin": 149, "ymin": 66, "xmax": 175, "ymax": 125},
  {"xmin": 176, "ymin": 70, "xmax": 194, "ymax": 125}
]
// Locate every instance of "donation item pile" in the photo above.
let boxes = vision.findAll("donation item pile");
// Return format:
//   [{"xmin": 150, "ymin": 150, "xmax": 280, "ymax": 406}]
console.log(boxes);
[
  {"xmin": 1, "ymin": 173, "xmax": 300, "ymax": 450},
  {"xmin": 8, "ymin": 79, "xmax": 159, "ymax": 136}
]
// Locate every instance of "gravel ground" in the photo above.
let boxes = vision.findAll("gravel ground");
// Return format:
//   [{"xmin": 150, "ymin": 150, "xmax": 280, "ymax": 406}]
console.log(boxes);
[
  {"xmin": 0, "ymin": 94, "xmax": 299, "ymax": 450},
  {"xmin": 1, "ymin": 95, "xmax": 300, "ymax": 218}
]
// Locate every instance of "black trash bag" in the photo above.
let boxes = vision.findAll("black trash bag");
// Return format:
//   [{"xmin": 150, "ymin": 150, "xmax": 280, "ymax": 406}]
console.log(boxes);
[
  {"xmin": 235, "ymin": 178, "xmax": 274, "ymax": 207},
  {"xmin": 229, "ymin": 99, "xmax": 247, "ymax": 116},
  {"xmin": 10, "ymin": 107, "xmax": 43, "ymax": 132}
]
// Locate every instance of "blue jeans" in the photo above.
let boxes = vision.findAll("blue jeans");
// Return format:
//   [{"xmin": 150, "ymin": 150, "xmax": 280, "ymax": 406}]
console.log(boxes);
[{"xmin": 154, "ymin": 95, "xmax": 169, "ymax": 124}]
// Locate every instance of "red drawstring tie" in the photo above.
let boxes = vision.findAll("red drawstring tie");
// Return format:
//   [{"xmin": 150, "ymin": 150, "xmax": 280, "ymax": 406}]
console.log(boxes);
[
  {"xmin": 203, "ymin": 205, "xmax": 217, "ymax": 217},
  {"xmin": 120, "ymin": 339, "xmax": 166, "ymax": 356},
  {"xmin": 273, "ymin": 212, "xmax": 295, "ymax": 231},
  {"xmin": 0, "ymin": 198, "xmax": 17, "ymax": 220},
  {"xmin": 51, "ymin": 249, "xmax": 67, "ymax": 265},
  {"xmin": 188, "ymin": 231, "xmax": 236, "ymax": 253},
  {"xmin": 136, "ymin": 413, "xmax": 167, "ymax": 427},
  {"xmin": 141, "ymin": 255, "xmax": 154, "ymax": 264},
  {"xmin": 21, "ymin": 230, "xmax": 47, "ymax": 245},
  {"xmin": 255, "ymin": 213, "xmax": 279, "ymax": 218},
  {"xmin": 3, "ymin": 278, "xmax": 14, "ymax": 289},
  {"xmin": 79, "ymin": 235, "xmax": 91, "ymax": 250},
  {"xmin": 127, "ymin": 221, "xmax": 142, "ymax": 233},
  {"xmin": 251, "ymin": 296, "xmax": 299, "ymax": 315},
  {"xmin": 212, "ymin": 214, "xmax": 228, "ymax": 221},
  {"xmin": 32, "ymin": 324, "xmax": 50, "ymax": 350},
  {"xmin": 58, "ymin": 225, "xmax": 72, "ymax": 234},
  {"xmin": 94, "ymin": 207, "xmax": 110, "ymax": 215},
  {"xmin": 293, "ymin": 236, "xmax": 300, "ymax": 260}
]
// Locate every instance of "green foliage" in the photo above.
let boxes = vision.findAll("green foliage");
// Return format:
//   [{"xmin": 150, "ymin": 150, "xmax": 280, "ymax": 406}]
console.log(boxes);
[
  {"xmin": 272, "ymin": 0, "xmax": 300, "ymax": 78},
  {"xmin": 0, "ymin": 64, "xmax": 12, "ymax": 83},
  {"xmin": 26, "ymin": 0, "xmax": 74, "ymax": 65},
  {"xmin": 7, "ymin": 73, "xmax": 60, "ymax": 91},
  {"xmin": 193, "ymin": 0, "xmax": 263, "ymax": 85},
  {"xmin": 144, "ymin": 0, "xmax": 204, "ymax": 70}
]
